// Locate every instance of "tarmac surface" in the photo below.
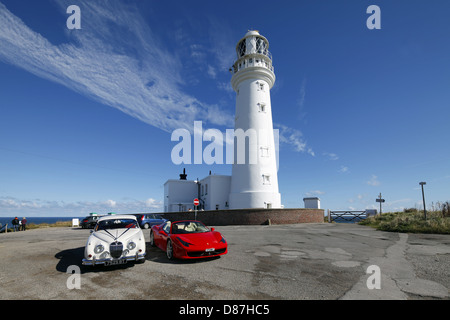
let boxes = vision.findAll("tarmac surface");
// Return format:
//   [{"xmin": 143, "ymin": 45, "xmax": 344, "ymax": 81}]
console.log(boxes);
[{"xmin": 0, "ymin": 223, "xmax": 449, "ymax": 300}]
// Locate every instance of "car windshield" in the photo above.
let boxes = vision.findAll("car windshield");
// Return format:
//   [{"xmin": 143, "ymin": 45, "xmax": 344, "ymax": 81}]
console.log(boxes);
[
  {"xmin": 171, "ymin": 221, "xmax": 209, "ymax": 234},
  {"xmin": 96, "ymin": 219, "xmax": 138, "ymax": 231}
]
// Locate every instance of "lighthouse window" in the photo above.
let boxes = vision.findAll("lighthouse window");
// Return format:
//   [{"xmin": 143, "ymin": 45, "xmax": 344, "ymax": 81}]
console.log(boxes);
[
  {"xmin": 238, "ymin": 41, "xmax": 246, "ymax": 58},
  {"xmin": 262, "ymin": 174, "xmax": 271, "ymax": 185},
  {"xmin": 258, "ymin": 102, "xmax": 266, "ymax": 112},
  {"xmin": 256, "ymin": 82, "xmax": 265, "ymax": 92},
  {"xmin": 260, "ymin": 146, "xmax": 269, "ymax": 157},
  {"xmin": 256, "ymin": 37, "xmax": 265, "ymax": 54}
]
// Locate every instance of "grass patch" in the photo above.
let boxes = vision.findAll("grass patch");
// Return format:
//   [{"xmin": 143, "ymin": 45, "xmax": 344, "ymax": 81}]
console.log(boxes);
[
  {"xmin": 1, "ymin": 220, "xmax": 73, "ymax": 232},
  {"xmin": 26, "ymin": 220, "xmax": 73, "ymax": 229},
  {"xmin": 358, "ymin": 210, "xmax": 450, "ymax": 234}
]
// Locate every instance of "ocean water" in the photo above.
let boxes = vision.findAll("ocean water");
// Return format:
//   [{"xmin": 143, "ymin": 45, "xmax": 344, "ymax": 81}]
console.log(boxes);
[{"xmin": 0, "ymin": 216, "xmax": 81, "ymax": 227}]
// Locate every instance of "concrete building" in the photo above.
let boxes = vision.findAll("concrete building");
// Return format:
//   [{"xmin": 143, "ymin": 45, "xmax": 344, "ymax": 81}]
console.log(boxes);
[{"xmin": 303, "ymin": 197, "xmax": 321, "ymax": 209}]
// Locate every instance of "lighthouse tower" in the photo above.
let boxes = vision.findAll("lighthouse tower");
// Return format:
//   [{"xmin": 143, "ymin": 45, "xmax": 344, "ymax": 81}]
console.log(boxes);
[{"xmin": 229, "ymin": 30, "xmax": 281, "ymax": 209}]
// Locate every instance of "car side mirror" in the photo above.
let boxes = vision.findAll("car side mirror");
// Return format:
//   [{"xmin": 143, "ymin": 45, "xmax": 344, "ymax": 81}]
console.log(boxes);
[
  {"xmin": 90, "ymin": 230, "xmax": 94, "ymax": 234},
  {"xmin": 210, "ymin": 228, "xmax": 215, "ymax": 232}
]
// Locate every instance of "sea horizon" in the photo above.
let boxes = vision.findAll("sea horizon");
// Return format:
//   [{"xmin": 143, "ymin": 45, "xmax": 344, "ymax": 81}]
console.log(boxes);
[{"xmin": 1, "ymin": 215, "xmax": 363, "ymax": 226}]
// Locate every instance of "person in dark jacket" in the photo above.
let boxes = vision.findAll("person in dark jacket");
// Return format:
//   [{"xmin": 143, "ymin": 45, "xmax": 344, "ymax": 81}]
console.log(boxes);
[{"xmin": 12, "ymin": 217, "xmax": 19, "ymax": 232}]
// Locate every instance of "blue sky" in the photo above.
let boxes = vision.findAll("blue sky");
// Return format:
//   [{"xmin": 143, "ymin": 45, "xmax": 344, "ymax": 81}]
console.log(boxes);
[{"xmin": 0, "ymin": 0, "xmax": 449, "ymax": 217}]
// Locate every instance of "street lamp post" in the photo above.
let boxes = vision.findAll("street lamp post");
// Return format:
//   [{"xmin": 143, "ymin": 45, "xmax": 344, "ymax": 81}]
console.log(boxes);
[{"xmin": 419, "ymin": 182, "xmax": 427, "ymax": 220}]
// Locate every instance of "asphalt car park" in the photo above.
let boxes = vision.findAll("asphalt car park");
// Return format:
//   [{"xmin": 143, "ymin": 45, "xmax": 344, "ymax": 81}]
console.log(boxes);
[{"xmin": 0, "ymin": 223, "xmax": 449, "ymax": 300}]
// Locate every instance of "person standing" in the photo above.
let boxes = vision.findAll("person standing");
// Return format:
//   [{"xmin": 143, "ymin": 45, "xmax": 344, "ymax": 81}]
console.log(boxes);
[
  {"xmin": 12, "ymin": 217, "xmax": 19, "ymax": 232},
  {"xmin": 21, "ymin": 217, "xmax": 27, "ymax": 231}
]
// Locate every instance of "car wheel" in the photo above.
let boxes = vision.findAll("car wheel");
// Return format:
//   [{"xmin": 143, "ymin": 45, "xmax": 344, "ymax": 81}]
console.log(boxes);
[
  {"xmin": 166, "ymin": 240, "xmax": 174, "ymax": 260},
  {"xmin": 149, "ymin": 230, "xmax": 155, "ymax": 247}
]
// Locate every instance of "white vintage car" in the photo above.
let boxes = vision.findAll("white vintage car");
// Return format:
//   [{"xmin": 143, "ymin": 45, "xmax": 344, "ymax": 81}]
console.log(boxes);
[{"xmin": 82, "ymin": 215, "xmax": 146, "ymax": 266}]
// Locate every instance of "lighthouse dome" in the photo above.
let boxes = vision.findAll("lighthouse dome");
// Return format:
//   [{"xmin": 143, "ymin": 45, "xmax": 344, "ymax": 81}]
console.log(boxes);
[{"xmin": 245, "ymin": 30, "xmax": 260, "ymax": 37}]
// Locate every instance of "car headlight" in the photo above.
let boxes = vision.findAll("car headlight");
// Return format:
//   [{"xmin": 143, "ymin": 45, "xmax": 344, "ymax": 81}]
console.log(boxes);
[
  {"xmin": 177, "ymin": 237, "xmax": 193, "ymax": 247},
  {"xmin": 220, "ymin": 236, "xmax": 226, "ymax": 244},
  {"xmin": 127, "ymin": 241, "xmax": 136, "ymax": 250},
  {"xmin": 94, "ymin": 244, "xmax": 105, "ymax": 254}
]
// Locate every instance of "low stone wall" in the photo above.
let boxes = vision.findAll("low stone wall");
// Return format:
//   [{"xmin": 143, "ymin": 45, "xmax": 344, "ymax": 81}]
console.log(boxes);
[{"xmin": 159, "ymin": 208, "xmax": 324, "ymax": 226}]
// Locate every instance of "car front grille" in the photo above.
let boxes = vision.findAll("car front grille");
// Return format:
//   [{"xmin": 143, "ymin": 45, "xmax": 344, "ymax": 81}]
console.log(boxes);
[{"xmin": 110, "ymin": 241, "xmax": 123, "ymax": 259}]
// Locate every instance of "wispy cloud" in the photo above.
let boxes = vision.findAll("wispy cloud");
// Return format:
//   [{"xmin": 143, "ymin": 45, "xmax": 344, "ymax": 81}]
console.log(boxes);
[
  {"xmin": 174, "ymin": 15, "xmax": 235, "ymax": 90},
  {"xmin": 205, "ymin": 16, "xmax": 236, "ymax": 73},
  {"xmin": 367, "ymin": 174, "xmax": 380, "ymax": 186},
  {"xmin": 295, "ymin": 76, "xmax": 309, "ymax": 122},
  {"xmin": 275, "ymin": 123, "xmax": 314, "ymax": 155},
  {"xmin": 323, "ymin": 152, "xmax": 339, "ymax": 161},
  {"xmin": 207, "ymin": 65, "xmax": 217, "ymax": 79},
  {"xmin": 0, "ymin": 196, "xmax": 162, "ymax": 216},
  {"xmin": 383, "ymin": 198, "xmax": 414, "ymax": 212},
  {"xmin": 338, "ymin": 166, "xmax": 349, "ymax": 173},
  {"xmin": 0, "ymin": 1, "xmax": 313, "ymax": 155},
  {"xmin": 305, "ymin": 190, "xmax": 325, "ymax": 197},
  {"xmin": 0, "ymin": 1, "xmax": 234, "ymax": 133},
  {"xmin": 297, "ymin": 77, "xmax": 307, "ymax": 109}
]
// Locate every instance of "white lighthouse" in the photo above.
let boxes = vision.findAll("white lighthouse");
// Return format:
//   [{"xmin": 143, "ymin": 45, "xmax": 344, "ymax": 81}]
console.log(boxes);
[
  {"xmin": 228, "ymin": 30, "xmax": 281, "ymax": 209},
  {"xmin": 164, "ymin": 30, "xmax": 282, "ymax": 212}
]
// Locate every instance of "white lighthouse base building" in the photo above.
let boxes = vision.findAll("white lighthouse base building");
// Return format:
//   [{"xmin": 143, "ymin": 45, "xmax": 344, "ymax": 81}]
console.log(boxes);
[
  {"xmin": 164, "ymin": 172, "xmax": 233, "ymax": 212},
  {"xmin": 164, "ymin": 170, "xmax": 283, "ymax": 212}
]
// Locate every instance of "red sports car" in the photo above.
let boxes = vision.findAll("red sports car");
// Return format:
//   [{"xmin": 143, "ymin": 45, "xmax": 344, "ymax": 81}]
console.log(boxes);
[{"xmin": 149, "ymin": 220, "xmax": 228, "ymax": 260}]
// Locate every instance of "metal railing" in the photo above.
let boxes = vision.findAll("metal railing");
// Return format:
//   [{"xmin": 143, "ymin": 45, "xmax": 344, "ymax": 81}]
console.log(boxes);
[
  {"xmin": 0, "ymin": 223, "xmax": 8, "ymax": 233},
  {"xmin": 232, "ymin": 53, "xmax": 274, "ymax": 74}
]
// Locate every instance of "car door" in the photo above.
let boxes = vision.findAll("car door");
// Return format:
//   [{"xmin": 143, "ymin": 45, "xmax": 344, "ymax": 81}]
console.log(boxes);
[
  {"xmin": 154, "ymin": 214, "xmax": 166, "ymax": 225},
  {"xmin": 153, "ymin": 221, "xmax": 168, "ymax": 250},
  {"xmin": 147, "ymin": 214, "xmax": 157, "ymax": 227}
]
